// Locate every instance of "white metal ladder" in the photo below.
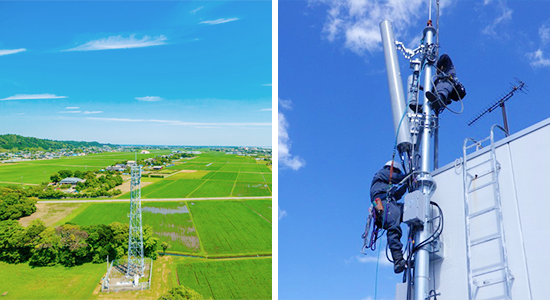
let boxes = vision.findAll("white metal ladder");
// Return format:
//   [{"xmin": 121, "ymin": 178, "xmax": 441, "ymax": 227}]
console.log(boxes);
[{"xmin": 462, "ymin": 125, "xmax": 513, "ymax": 300}]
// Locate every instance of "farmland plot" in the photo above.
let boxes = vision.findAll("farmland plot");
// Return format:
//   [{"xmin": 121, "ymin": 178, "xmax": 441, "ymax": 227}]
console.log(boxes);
[
  {"xmin": 188, "ymin": 180, "xmax": 234, "ymax": 198},
  {"xmin": 176, "ymin": 258, "xmax": 272, "ymax": 300},
  {"xmin": 237, "ymin": 173, "xmax": 266, "ymax": 183},
  {"xmin": 69, "ymin": 202, "xmax": 201, "ymax": 254},
  {"xmin": 0, "ymin": 262, "xmax": 105, "ymax": 300},
  {"xmin": 189, "ymin": 200, "xmax": 271, "ymax": 256},
  {"xmin": 210, "ymin": 172, "xmax": 238, "ymax": 181},
  {"xmin": 243, "ymin": 200, "xmax": 273, "ymax": 222},
  {"xmin": 239, "ymin": 164, "xmax": 260, "ymax": 172},
  {"xmin": 232, "ymin": 183, "xmax": 271, "ymax": 197},
  {"xmin": 145, "ymin": 179, "xmax": 205, "ymax": 198}
]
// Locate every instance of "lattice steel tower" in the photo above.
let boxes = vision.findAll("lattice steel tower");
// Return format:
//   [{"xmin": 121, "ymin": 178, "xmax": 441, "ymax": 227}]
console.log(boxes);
[{"xmin": 126, "ymin": 165, "xmax": 145, "ymax": 277}]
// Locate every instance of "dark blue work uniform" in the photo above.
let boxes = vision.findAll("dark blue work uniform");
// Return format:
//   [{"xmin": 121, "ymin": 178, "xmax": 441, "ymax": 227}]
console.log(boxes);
[{"xmin": 369, "ymin": 167, "xmax": 408, "ymax": 255}]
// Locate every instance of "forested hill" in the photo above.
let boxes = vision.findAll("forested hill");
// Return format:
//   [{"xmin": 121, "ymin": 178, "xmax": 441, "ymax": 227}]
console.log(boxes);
[{"xmin": 0, "ymin": 134, "xmax": 110, "ymax": 150}]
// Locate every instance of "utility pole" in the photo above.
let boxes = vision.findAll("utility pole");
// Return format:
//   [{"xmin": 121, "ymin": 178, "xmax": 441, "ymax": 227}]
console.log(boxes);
[{"xmin": 380, "ymin": 18, "xmax": 438, "ymax": 300}]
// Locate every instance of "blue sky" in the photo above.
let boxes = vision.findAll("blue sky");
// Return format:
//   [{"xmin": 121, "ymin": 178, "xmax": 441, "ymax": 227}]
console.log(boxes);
[
  {"xmin": 0, "ymin": 1, "xmax": 271, "ymax": 146},
  {"xmin": 278, "ymin": 1, "xmax": 550, "ymax": 299}
]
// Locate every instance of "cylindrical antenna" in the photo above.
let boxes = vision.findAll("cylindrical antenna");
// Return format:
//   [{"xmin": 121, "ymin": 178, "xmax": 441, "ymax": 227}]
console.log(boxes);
[{"xmin": 380, "ymin": 20, "xmax": 412, "ymax": 154}]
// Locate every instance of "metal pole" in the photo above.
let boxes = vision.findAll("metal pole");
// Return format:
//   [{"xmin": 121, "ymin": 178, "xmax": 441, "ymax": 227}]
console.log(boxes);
[
  {"xmin": 380, "ymin": 20, "xmax": 412, "ymax": 154},
  {"xmin": 414, "ymin": 24, "xmax": 437, "ymax": 300},
  {"xmin": 500, "ymin": 103, "xmax": 510, "ymax": 134},
  {"xmin": 434, "ymin": 116, "xmax": 439, "ymax": 169}
]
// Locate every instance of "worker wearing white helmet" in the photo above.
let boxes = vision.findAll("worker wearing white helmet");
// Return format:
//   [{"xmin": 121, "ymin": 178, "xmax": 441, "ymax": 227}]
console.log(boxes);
[{"xmin": 369, "ymin": 160, "xmax": 409, "ymax": 273}]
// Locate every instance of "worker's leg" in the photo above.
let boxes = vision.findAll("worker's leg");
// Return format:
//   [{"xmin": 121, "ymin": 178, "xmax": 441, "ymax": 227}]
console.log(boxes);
[{"xmin": 383, "ymin": 200, "xmax": 406, "ymax": 273}]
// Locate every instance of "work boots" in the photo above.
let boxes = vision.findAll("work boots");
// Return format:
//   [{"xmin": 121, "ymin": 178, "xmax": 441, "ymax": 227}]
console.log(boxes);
[
  {"xmin": 391, "ymin": 250, "xmax": 406, "ymax": 274},
  {"xmin": 425, "ymin": 91, "xmax": 448, "ymax": 113}
]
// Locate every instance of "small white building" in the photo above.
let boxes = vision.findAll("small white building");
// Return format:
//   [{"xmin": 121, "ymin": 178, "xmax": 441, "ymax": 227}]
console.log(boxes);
[
  {"xmin": 141, "ymin": 150, "xmax": 150, "ymax": 154},
  {"xmin": 153, "ymin": 166, "xmax": 163, "ymax": 170}
]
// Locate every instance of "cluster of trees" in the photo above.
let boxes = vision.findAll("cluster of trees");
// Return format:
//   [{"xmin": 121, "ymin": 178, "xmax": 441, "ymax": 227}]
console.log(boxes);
[
  {"xmin": 0, "ymin": 220, "xmax": 158, "ymax": 267},
  {"xmin": 0, "ymin": 134, "xmax": 108, "ymax": 151},
  {"xmin": 44, "ymin": 170, "xmax": 123, "ymax": 198},
  {"xmin": 0, "ymin": 187, "xmax": 37, "ymax": 221},
  {"xmin": 50, "ymin": 169, "xmax": 95, "ymax": 183}
]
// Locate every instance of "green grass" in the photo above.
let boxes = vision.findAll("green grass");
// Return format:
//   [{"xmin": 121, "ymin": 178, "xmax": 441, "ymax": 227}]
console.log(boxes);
[
  {"xmin": 243, "ymin": 200, "xmax": 273, "ymax": 222},
  {"xmin": 232, "ymin": 183, "xmax": 271, "ymax": 197},
  {"xmin": 70, "ymin": 202, "xmax": 129, "ymax": 225},
  {"xmin": 145, "ymin": 179, "xmax": 205, "ymax": 199},
  {"xmin": 0, "ymin": 261, "xmax": 106, "ymax": 300},
  {"xmin": 69, "ymin": 202, "xmax": 201, "ymax": 254},
  {"xmin": 188, "ymin": 180, "xmax": 234, "ymax": 198},
  {"xmin": 210, "ymin": 172, "xmax": 238, "ymax": 181},
  {"xmin": 237, "ymin": 173, "xmax": 267, "ymax": 183},
  {"xmin": 176, "ymin": 258, "xmax": 272, "ymax": 300},
  {"xmin": 189, "ymin": 200, "xmax": 271, "ymax": 256}
]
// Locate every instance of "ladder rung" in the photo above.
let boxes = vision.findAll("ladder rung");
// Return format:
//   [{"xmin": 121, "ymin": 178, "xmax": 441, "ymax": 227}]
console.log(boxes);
[
  {"xmin": 474, "ymin": 277, "xmax": 507, "ymax": 289},
  {"xmin": 470, "ymin": 233, "xmax": 501, "ymax": 247},
  {"xmin": 469, "ymin": 206, "xmax": 498, "ymax": 219},
  {"xmin": 466, "ymin": 159, "xmax": 493, "ymax": 171},
  {"xmin": 468, "ymin": 180, "xmax": 496, "ymax": 193},
  {"xmin": 472, "ymin": 266, "xmax": 505, "ymax": 278}
]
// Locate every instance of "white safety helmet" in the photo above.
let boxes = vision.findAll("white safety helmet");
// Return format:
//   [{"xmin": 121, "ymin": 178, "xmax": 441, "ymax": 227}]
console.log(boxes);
[{"xmin": 385, "ymin": 160, "xmax": 404, "ymax": 174}]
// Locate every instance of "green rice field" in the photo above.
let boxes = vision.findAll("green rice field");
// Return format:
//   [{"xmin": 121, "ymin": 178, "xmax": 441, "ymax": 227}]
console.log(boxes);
[
  {"xmin": 69, "ymin": 202, "xmax": 202, "ymax": 253},
  {"xmin": 176, "ymin": 258, "xmax": 272, "ymax": 300},
  {"xmin": 0, "ymin": 150, "xmax": 171, "ymax": 184},
  {"xmin": 0, "ymin": 261, "xmax": 105, "ymax": 300},
  {"xmin": 67, "ymin": 199, "xmax": 271, "ymax": 256},
  {"xmin": 118, "ymin": 152, "xmax": 272, "ymax": 199},
  {"xmin": 189, "ymin": 200, "xmax": 272, "ymax": 256}
]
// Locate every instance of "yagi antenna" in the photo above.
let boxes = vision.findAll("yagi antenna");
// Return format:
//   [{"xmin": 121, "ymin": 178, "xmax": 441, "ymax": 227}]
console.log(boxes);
[{"xmin": 468, "ymin": 78, "xmax": 527, "ymax": 134}]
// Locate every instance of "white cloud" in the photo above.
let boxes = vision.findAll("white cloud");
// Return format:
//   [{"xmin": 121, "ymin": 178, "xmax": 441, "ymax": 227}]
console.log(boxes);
[
  {"xmin": 58, "ymin": 111, "xmax": 81, "ymax": 114},
  {"xmin": 279, "ymin": 99, "xmax": 305, "ymax": 171},
  {"xmin": 83, "ymin": 111, "xmax": 103, "ymax": 114},
  {"xmin": 190, "ymin": 6, "xmax": 204, "ymax": 14},
  {"xmin": 278, "ymin": 99, "xmax": 293, "ymax": 110},
  {"xmin": 0, "ymin": 94, "xmax": 67, "ymax": 100},
  {"xmin": 260, "ymin": 108, "xmax": 272, "ymax": 111},
  {"xmin": 262, "ymin": 83, "xmax": 272, "ymax": 86},
  {"xmin": 64, "ymin": 34, "xmax": 167, "ymax": 52},
  {"xmin": 200, "ymin": 18, "xmax": 239, "ymax": 25},
  {"xmin": 318, "ymin": 0, "xmax": 429, "ymax": 55},
  {"xmin": 86, "ymin": 117, "xmax": 271, "ymax": 127},
  {"xmin": 482, "ymin": 1, "xmax": 513, "ymax": 37},
  {"xmin": 278, "ymin": 207, "xmax": 288, "ymax": 220},
  {"xmin": 66, "ymin": 107, "xmax": 79, "ymax": 109},
  {"xmin": 136, "ymin": 96, "xmax": 163, "ymax": 102},
  {"xmin": 540, "ymin": 23, "xmax": 550, "ymax": 46},
  {"xmin": 527, "ymin": 49, "xmax": 550, "ymax": 67},
  {"xmin": 0, "ymin": 48, "xmax": 26, "ymax": 56}
]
